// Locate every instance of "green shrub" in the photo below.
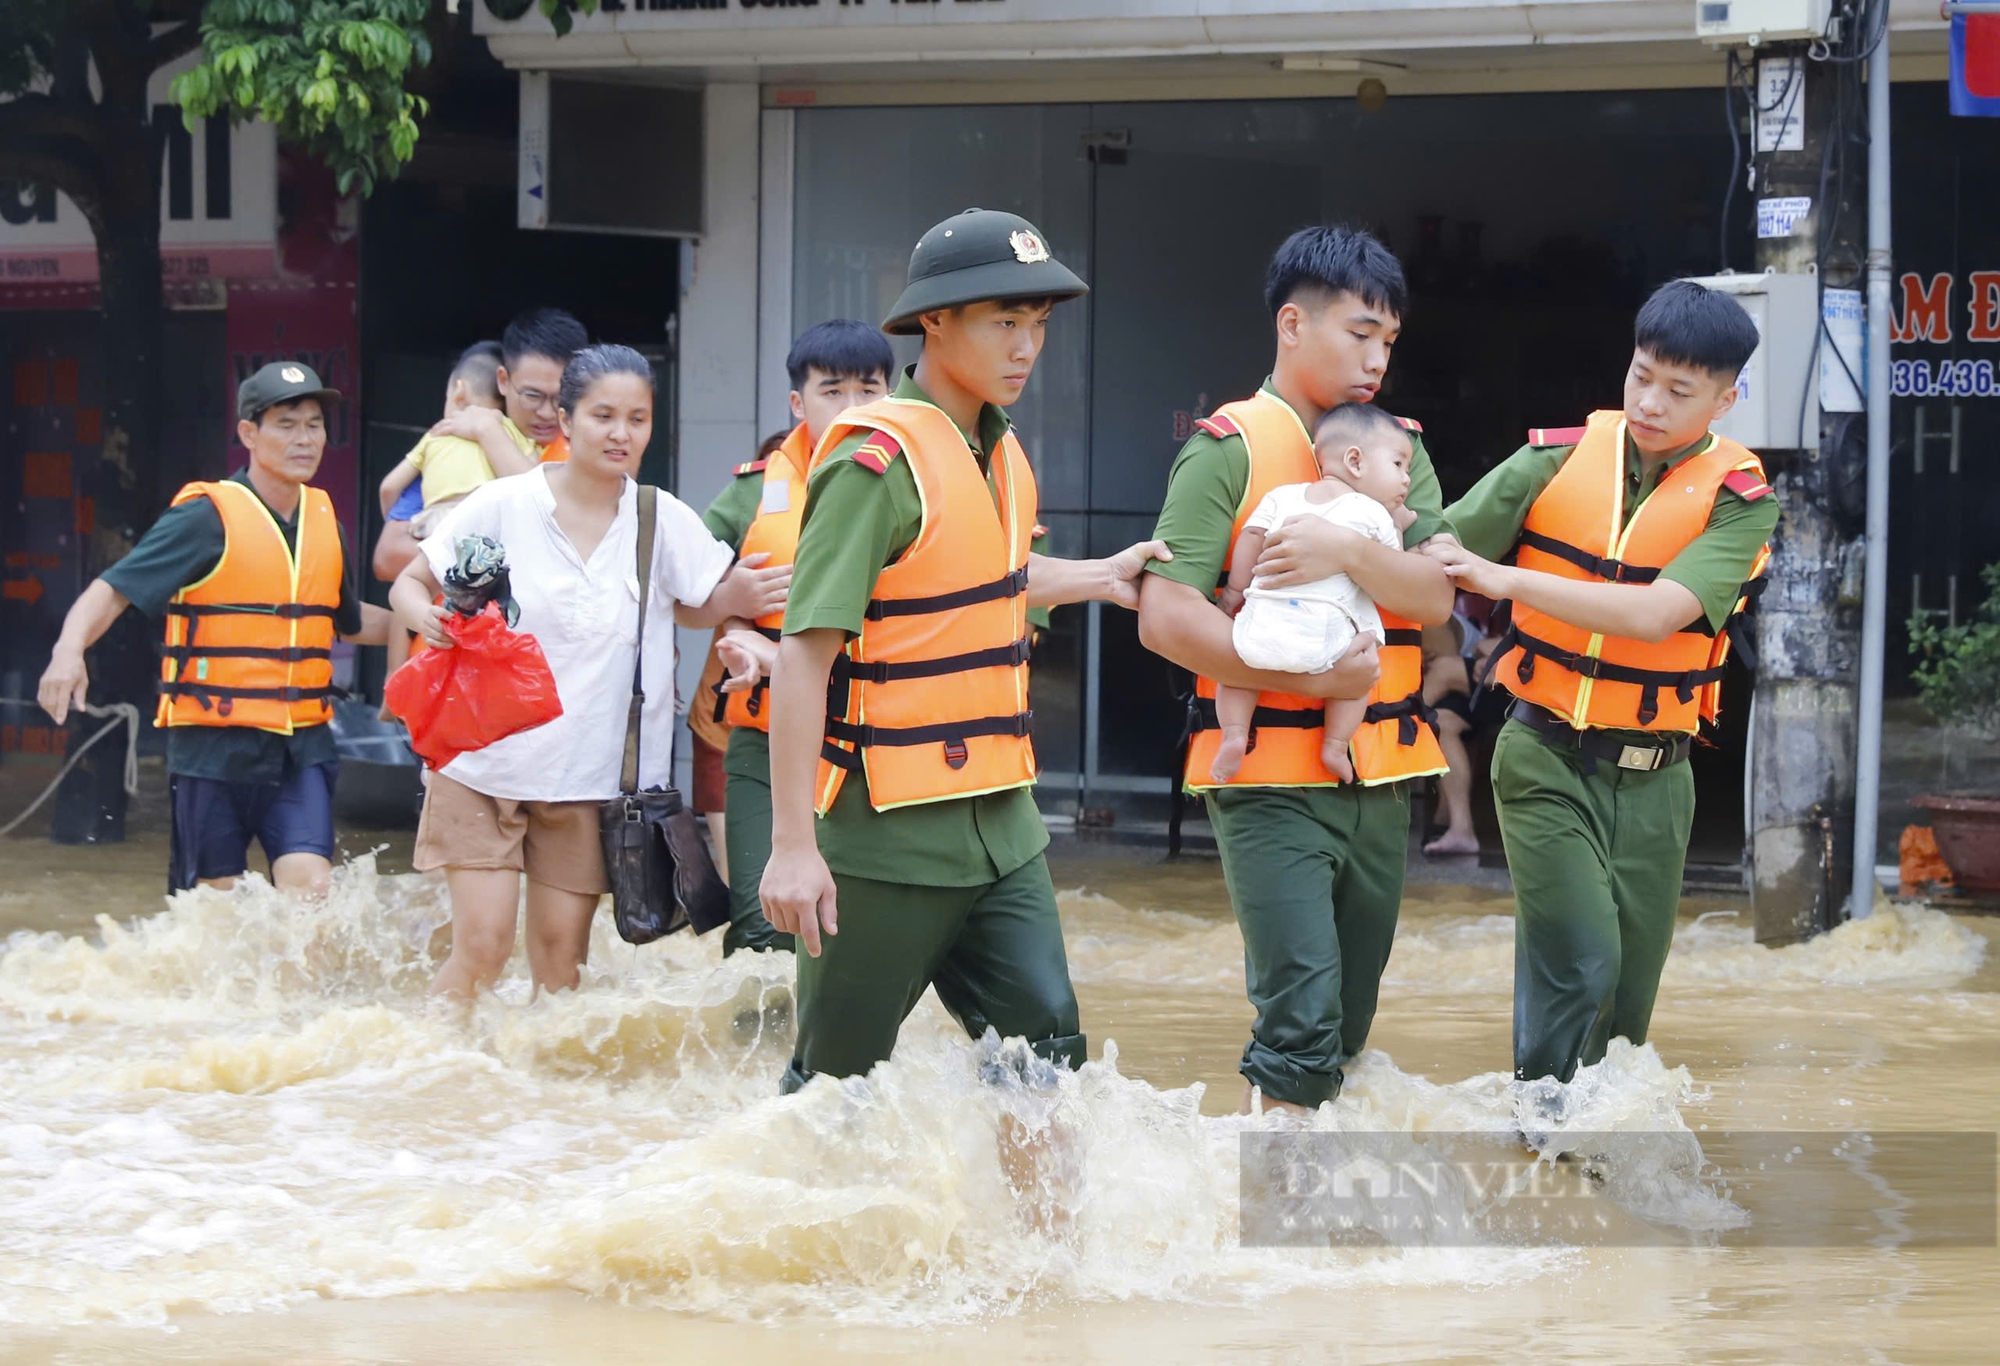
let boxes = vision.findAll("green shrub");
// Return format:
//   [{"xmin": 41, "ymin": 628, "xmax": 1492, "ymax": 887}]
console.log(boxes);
[{"xmin": 1908, "ymin": 561, "xmax": 2000, "ymax": 741}]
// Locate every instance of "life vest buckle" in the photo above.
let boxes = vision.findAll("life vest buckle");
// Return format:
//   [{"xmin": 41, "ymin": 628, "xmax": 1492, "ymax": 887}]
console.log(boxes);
[{"xmin": 943, "ymin": 738, "xmax": 969, "ymax": 769}]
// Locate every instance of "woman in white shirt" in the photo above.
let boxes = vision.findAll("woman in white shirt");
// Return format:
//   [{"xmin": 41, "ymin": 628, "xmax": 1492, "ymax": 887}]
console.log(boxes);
[{"xmin": 390, "ymin": 345, "xmax": 786, "ymax": 999}]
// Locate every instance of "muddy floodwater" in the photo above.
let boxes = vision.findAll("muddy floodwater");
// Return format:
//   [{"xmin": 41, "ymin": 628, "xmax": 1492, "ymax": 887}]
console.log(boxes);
[{"xmin": 2, "ymin": 806, "xmax": 1997, "ymax": 1364}]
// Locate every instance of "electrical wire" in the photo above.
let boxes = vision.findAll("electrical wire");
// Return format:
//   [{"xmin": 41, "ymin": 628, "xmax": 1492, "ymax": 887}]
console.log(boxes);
[{"xmin": 0, "ymin": 700, "xmax": 142, "ymax": 839}]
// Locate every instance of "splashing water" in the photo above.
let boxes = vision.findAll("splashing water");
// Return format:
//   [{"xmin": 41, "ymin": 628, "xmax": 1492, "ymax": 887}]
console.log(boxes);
[{"xmin": 0, "ymin": 858, "xmax": 1985, "ymax": 1331}]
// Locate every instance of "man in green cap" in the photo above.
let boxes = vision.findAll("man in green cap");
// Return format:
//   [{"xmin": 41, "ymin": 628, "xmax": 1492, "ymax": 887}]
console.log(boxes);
[
  {"xmin": 38, "ymin": 362, "xmax": 390, "ymax": 898},
  {"xmin": 757, "ymin": 208, "xmax": 1168, "ymax": 1094}
]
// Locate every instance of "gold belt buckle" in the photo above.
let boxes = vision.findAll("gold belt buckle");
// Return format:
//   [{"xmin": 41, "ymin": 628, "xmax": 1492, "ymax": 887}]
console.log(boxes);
[{"xmin": 1617, "ymin": 744, "xmax": 1660, "ymax": 772}]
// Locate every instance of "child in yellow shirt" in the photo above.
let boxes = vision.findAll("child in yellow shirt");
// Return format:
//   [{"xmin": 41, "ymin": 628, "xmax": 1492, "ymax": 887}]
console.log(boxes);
[
  {"xmin": 377, "ymin": 342, "xmax": 506, "ymax": 709},
  {"xmin": 378, "ymin": 341, "xmax": 505, "ymax": 539}
]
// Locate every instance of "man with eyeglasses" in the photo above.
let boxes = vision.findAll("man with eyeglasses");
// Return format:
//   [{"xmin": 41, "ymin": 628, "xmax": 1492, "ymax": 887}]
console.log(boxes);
[
  {"xmin": 426, "ymin": 307, "xmax": 588, "ymax": 474},
  {"xmin": 374, "ymin": 308, "xmax": 589, "ymax": 582}
]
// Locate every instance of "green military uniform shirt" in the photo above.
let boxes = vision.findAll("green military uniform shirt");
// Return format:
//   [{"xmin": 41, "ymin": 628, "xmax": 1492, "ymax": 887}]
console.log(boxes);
[
  {"xmin": 1144, "ymin": 379, "xmax": 1452, "ymax": 600},
  {"xmin": 1446, "ymin": 432, "xmax": 1779, "ymax": 633},
  {"xmin": 101, "ymin": 471, "xmax": 364, "ymax": 784},
  {"xmin": 700, "ymin": 469, "xmax": 765, "ymax": 551},
  {"xmin": 781, "ymin": 368, "xmax": 1050, "ymax": 889}
]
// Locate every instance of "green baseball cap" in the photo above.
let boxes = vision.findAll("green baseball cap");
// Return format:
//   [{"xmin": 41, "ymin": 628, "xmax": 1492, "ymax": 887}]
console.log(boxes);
[
  {"xmin": 881, "ymin": 208, "xmax": 1089, "ymax": 336},
  {"xmin": 236, "ymin": 360, "xmax": 340, "ymax": 421}
]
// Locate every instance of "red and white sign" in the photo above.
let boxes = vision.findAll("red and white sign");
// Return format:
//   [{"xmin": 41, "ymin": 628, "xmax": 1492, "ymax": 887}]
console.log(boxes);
[{"xmin": 0, "ymin": 53, "xmax": 277, "ymax": 286}]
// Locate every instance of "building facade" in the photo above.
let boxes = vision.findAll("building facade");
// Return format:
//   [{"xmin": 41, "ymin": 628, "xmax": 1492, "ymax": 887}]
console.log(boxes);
[{"xmin": 473, "ymin": 0, "xmax": 1979, "ymax": 846}]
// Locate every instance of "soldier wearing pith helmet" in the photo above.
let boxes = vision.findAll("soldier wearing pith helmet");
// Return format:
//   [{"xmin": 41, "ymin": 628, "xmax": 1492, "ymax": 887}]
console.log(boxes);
[{"xmin": 757, "ymin": 208, "xmax": 1170, "ymax": 1104}]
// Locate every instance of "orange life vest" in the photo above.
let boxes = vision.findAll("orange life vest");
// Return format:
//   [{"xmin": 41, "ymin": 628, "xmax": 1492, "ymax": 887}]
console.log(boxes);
[
  {"xmin": 156, "ymin": 479, "xmax": 342, "ymax": 733},
  {"xmin": 1491, "ymin": 410, "xmax": 1772, "ymax": 733},
  {"xmin": 538, "ymin": 434, "xmax": 569, "ymax": 463},
  {"xmin": 812, "ymin": 398, "xmax": 1038, "ymax": 814},
  {"xmin": 712, "ymin": 424, "xmax": 811, "ymax": 732},
  {"xmin": 1181, "ymin": 390, "xmax": 1449, "ymax": 791}
]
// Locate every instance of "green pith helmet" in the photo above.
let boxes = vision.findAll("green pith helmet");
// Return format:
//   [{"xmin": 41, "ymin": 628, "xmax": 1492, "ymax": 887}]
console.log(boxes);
[{"xmin": 881, "ymin": 208, "xmax": 1089, "ymax": 336}]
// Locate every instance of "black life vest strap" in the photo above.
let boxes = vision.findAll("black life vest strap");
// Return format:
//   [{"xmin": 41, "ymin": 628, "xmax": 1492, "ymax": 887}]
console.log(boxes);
[
  {"xmin": 166, "ymin": 602, "xmax": 339, "ymax": 619},
  {"xmin": 1361, "ymin": 691, "xmax": 1438, "ymax": 747},
  {"xmin": 157, "ymin": 680, "xmax": 334, "ymax": 718},
  {"xmin": 1380, "ymin": 628, "xmax": 1423, "ymax": 649},
  {"xmin": 709, "ymin": 625, "xmax": 786, "ymax": 722},
  {"xmin": 863, "ymin": 566, "xmax": 1028, "ymax": 621},
  {"xmin": 1516, "ymin": 529, "xmax": 1661, "ymax": 585},
  {"xmin": 824, "ymin": 710, "xmax": 1034, "ymax": 750},
  {"xmin": 161, "ymin": 645, "xmax": 333, "ymax": 664},
  {"xmin": 832, "ymin": 635, "xmax": 1032, "ymax": 686},
  {"xmin": 1185, "ymin": 695, "xmax": 1322, "ymax": 733},
  {"xmin": 1500, "ymin": 626, "xmax": 1726, "ymax": 726}
]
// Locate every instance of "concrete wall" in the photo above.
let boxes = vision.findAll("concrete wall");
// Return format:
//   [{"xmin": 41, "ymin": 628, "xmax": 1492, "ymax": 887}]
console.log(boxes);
[{"xmin": 673, "ymin": 82, "xmax": 762, "ymax": 792}]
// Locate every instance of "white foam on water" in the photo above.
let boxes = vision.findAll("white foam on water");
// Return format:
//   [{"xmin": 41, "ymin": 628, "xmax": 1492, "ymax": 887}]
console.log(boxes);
[
  {"xmin": 0, "ymin": 858, "xmax": 1957, "ymax": 1331},
  {"xmin": 1059, "ymin": 891, "xmax": 1985, "ymax": 996}
]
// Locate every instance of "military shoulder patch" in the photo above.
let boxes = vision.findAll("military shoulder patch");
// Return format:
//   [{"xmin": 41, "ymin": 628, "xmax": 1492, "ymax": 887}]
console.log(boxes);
[
  {"xmin": 732, "ymin": 458, "xmax": 769, "ymax": 477},
  {"xmin": 1528, "ymin": 425, "xmax": 1589, "ymax": 447},
  {"xmin": 1721, "ymin": 469, "xmax": 1773, "ymax": 501},
  {"xmin": 849, "ymin": 431, "xmax": 904, "ymax": 475},
  {"xmin": 1393, "ymin": 415, "xmax": 1423, "ymax": 433},
  {"xmin": 1194, "ymin": 414, "xmax": 1241, "ymax": 440}
]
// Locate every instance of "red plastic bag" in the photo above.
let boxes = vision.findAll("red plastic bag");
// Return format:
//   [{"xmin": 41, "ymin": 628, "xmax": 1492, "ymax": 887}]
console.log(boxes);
[{"xmin": 384, "ymin": 604, "xmax": 563, "ymax": 769}]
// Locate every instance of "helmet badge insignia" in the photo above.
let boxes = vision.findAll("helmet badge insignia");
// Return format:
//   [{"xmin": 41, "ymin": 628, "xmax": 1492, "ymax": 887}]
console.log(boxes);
[{"xmin": 1009, "ymin": 230, "xmax": 1050, "ymax": 264}]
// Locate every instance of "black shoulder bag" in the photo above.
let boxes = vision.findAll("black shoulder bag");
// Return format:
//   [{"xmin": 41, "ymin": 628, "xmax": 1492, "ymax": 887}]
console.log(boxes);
[{"xmin": 599, "ymin": 484, "xmax": 733, "ymax": 944}]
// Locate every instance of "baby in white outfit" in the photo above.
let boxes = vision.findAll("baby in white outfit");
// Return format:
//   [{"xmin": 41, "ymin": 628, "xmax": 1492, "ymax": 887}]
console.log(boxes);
[{"xmin": 1211, "ymin": 403, "xmax": 1418, "ymax": 784}]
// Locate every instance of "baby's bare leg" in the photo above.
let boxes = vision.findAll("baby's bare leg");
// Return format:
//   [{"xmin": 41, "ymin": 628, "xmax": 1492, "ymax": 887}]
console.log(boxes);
[
  {"xmin": 1321, "ymin": 696, "xmax": 1365, "ymax": 783},
  {"xmin": 1210, "ymin": 684, "xmax": 1257, "ymax": 783}
]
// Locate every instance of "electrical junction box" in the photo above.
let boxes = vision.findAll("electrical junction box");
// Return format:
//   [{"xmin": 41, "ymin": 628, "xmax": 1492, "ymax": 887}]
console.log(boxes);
[
  {"xmin": 1695, "ymin": 0, "xmax": 1832, "ymax": 45},
  {"xmin": 1684, "ymin": 271, "xmax": 1821, "ymax": 451}
]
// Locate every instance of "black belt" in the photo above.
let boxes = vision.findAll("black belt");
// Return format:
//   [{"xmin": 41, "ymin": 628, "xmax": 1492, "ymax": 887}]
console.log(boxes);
[{"xmin": 1508, "ymin": 700, "xmax": 1690, "ymax": 773}]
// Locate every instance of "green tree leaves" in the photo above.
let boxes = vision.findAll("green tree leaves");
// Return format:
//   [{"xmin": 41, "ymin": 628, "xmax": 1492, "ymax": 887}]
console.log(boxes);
[{"xmin": 169, "ymin": 0, "xmax": 436, "ymax": 197}]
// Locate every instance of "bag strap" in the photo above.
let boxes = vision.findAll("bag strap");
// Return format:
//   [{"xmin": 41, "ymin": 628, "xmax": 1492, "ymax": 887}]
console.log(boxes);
[{"xmin": 621, "ymin": 484, "xmax": 658, "ymax": 796}]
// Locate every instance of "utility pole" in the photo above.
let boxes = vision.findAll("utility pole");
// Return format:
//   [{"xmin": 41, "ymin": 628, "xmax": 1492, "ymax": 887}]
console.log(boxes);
[{"xmin": 1745, "ymin": 45, "xmax": 1868, "ymax": 944}]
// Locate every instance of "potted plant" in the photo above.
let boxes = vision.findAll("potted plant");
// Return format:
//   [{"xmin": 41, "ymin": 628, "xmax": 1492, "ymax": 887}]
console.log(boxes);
[{"xmin": 1906, "ymin": 561, "xmax": 2000, "ymax": 892}]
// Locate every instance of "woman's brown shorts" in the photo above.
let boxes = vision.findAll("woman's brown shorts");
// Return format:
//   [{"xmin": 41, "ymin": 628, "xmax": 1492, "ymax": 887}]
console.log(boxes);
[{"xmin": 414, "ymin": 771, "xmax": 609, "ymax": 896}]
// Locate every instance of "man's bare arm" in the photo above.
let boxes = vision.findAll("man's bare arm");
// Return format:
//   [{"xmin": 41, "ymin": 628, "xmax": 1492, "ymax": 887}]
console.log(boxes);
[
  {"xmin": 1255, "ymin": 516, "xmax": 1453, "ymax": 624},
  {"xmin": 36, "ymin": 580, "xmax": 132, "ymax": 723},
  {"xmin": 1425, "ymin": 542, "xmax": 1703, "ymax": 642}
]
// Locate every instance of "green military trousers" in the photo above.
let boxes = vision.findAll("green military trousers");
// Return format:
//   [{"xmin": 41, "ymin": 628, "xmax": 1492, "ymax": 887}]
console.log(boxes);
[
  {"xmin": 721, "ymin": 728, "xmax": 793, "ymax": 956},
  {"xmin": 1205, "ymin": 782, "xmax": 1412, "ymax": 1109},
  {"xmin": 780, "ymin": 853, "xmax": 1086, "ymax": 1093},
  {"xmin": 1490, "ymin": 719, "xmax": 1696, "ymax": 1084}
]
